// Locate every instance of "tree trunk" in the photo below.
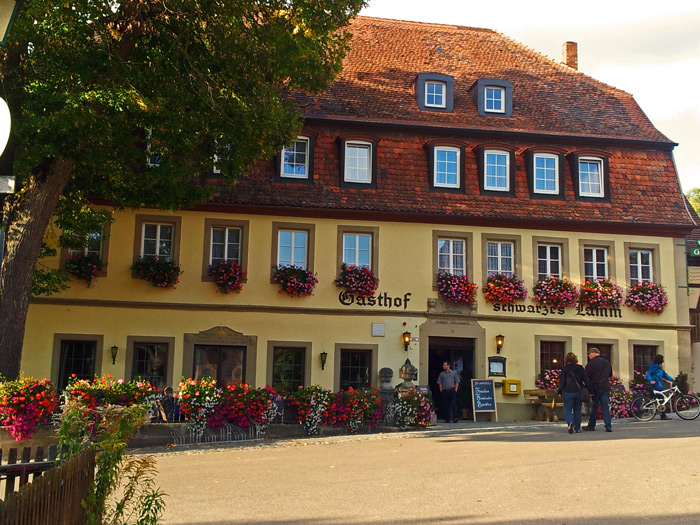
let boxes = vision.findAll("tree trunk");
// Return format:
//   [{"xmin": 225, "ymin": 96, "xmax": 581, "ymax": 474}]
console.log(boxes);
[{"xmin": 0, "ymin": 158, "xmax": 74, "ymax": 379}]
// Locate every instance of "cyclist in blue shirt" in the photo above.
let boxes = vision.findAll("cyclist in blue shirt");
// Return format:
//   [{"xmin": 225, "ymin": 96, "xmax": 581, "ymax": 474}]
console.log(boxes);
[{"xmin": 645, "ymin": 354, "xmax": 674, "ymax": 420}]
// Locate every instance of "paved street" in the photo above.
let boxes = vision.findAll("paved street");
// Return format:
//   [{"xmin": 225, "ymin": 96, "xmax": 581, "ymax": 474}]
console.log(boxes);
[{"xmin": 150, "ymin": 418, "xmax": 700, "ymax": 524}]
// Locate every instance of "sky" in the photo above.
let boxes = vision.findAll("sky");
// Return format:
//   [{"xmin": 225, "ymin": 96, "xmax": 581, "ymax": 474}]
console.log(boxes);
[{"xmin": 361, "ymin": 0, "xmax": 700, "ymax": 193}]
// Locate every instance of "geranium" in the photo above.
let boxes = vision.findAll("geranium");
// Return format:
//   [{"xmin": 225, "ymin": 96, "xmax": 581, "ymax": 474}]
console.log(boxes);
[
  {"xmin": 436, "ymin": 271, "xmax": 478, "ymax": 304},
  {"xmin": 208, "ymin": 383, "xmax": 277, "ymax": 431},
  {"xmin": 131, "ymin": 256, "xmax": 181, "ymax": 289},
  {"xmin": 63, "ymin": 375, "xmax": 157, "ymax": 409},
  {"xmin": 331, "ymin": 387, "xmax": 384, "ymax": 433},
  {"xmin": 532, "ymin": 276, "xmax": 578, "ymax": 308},
  {"xmin": 624, "ymin": 282, "xmax": 668, "ymax": 314},
  {"xmin": 596, "ymin": 376, "xmax": 632, "ymax": 419},
  {"xmin": 272, "ymin": 265, "xmax": 318, "ymax": 297},
  {"xmin": 334, "ymin": 264, "xmax": 378, "ymax": 298},
  {"xmin": 579, "ymin": 278, "xmax": 622, "ymax": 308},
  {"xmin": 177, "ymin": 377, "xmax": 222, "ymax": 439},
  {"xmin": 386, "ymin": 390, "xmax": 434, "ymax": 429},
  {"xmin": 482, "ymin": 273, "xmax": 527, "ymax": 305},
  {"xmin": 0, "ymin": 375, "xmax": 59, "ymax": 441},
  {"xmin": 535, "ymin": 369, "xmax": 560, "ymax": 390},
  {"xmin": 628, "ymin": 369, "xmax": 649, "ymax": 395},
  {"xmin": 209, "ymin": 259, "xmax": 245, "ymax": 294},
  {"xmin": 65, "ymin": 252, "xmax": 102, "ymax": 287},
  {"xmin": 287, "ymin": 385, "xmax": 334, "ymax": 435}
]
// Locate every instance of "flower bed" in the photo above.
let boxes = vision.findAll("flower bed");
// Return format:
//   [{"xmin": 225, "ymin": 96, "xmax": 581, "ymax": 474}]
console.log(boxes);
[
  {"xmin": 63, "ymin": 375, "xmax": 157, "ymax": 409},
  {"xmin": 65, "ymin": 252, "xmax": 102, "ymax": 287},
  {"xmin": 208, "ymin": 383, "xmax": 277, "ymax": 429},
  {"xmin": 286, "ymin": 385, "xmax": 335, "ymax": 435},
  {"xmin": 532, "ymin": 276, "xmax": 578, "ymax": 308},
  {"xmin": 483, "ymin": 273, "xmax": 527, "ymax": 305},
  {"xmin": 624, "ymin": 282, "xmax": 668, "ymax": 314},
  {"xmin": 579, "ymin": 278, "xmax": 622, "ymax": 308},
  {"xmin": 332, "ymin": 387, "xmax": 384, "ymax": 433},
  {"xmin": 209, "ymin": 259, "xmax": 245, "ymax": 294},
  {"xmin": 436, "ymin": 270, "xmax": 478, "ymax": 304},
  {"xmin": 177, "ymin": 377, "xmax": 222, "ymax": 438},
  {"xmin": 131, "ymin": 256, "xmax": 181, "ymax": 289},
  {"xmin": 272, "ymin": 265, "xmax": 318, "ymax": 297},
  {"xmin": 386, "ymin": 390, "xmax": 434, "ymax": 429},
  {"xmin": 334, "ymin": 264, "xmax": 378, "ymax": 298},
  {"xmin": 0, "ymin": 375, "xmax": 59, "ymax": 441}
]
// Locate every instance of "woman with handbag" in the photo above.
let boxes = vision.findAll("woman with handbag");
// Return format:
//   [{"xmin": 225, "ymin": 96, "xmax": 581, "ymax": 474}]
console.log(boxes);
[{"xmin": 557, "ymin": 352, "xmax": 592, "ymax": 434}]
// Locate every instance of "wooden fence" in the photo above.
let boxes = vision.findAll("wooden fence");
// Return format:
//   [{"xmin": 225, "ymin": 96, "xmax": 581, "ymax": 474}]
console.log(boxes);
[{"xmin": 0, "ymin": 446, "xmax": 95, "ymax": 525}]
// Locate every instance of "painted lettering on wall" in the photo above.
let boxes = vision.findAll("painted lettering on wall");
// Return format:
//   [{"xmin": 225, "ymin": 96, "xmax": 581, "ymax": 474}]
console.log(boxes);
[
  {"xmin": 492, "ymin": 302, "xmax": 622, "ymax": 318},
  {"xmin": 338, "ymin": 291, "xmax": 412, "ymax": 310}
]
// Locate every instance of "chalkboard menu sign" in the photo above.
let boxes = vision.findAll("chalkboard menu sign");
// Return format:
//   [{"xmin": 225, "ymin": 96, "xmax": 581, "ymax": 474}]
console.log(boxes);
[{"xmin": 471, "ymin": 379, "xmax": 498, "ymax": 422}]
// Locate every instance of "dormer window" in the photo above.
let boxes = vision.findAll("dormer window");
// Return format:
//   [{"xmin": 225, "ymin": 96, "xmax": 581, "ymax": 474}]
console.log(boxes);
[
  {"xmin": 484, "ymin": 150, "xmax": 509, "ymax": 191},
  {"xmin": 470, "ymin": 79, "xmax": 513, "ymax": 117},
  {"xmin": 485, "ymin": 86, "xmax": 505, "ymax": 113},
  {"xmin": 425, "ymin": 81, "xmax": 446, "ymax": 108},
  {"xmin": 414, "ymin": 73, "xmax": 454, "ymax": 112},
  {"xmin": 568, "ymin": 152, "xmax": 609, "ymax": 200},
  {"xmin": 338, "ymin": 137, "xmax": 378, "ymax": 188}
]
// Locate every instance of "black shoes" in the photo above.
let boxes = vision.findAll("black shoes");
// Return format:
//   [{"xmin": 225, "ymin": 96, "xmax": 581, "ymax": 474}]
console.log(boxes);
[
  {"xmin": 568, "ymin": 422, "xmax": 574, "ymax": 434},
  {"xmin": 660, "ymin": 413, "xmax": 671, "ymax": 420},
  {"xmin": 605, "ymin": 427, "xmax": 612, "ymax": 432},
  {"xmin": 582, "ymin": 426, "xmax": 595, "ymax": 431}
]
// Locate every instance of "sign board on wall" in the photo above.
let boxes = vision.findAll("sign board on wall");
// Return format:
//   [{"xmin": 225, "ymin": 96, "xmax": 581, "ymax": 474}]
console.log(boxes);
[{"xmin": 471, "ymin": 379, "xmax": 498, "ymax": 422}]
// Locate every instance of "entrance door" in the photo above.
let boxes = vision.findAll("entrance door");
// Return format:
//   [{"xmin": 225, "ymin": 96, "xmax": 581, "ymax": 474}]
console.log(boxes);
[
  {"xmin": 429, "ymin": 337, "xmax": 475, "ymax": 421},
  {"xmin": 193, "ymin": 345, "xmax": 245, "ymax": 387}
]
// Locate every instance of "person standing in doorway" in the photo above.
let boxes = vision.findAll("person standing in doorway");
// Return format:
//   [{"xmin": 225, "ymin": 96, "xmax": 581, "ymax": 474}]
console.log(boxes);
[
  {"xmin": 583, "ymin": 347, "xmax": 612, "ymax": 432},
  {"xmin": 645, "ymin": 354, "xmax": 674, "ymax": 420},
  {"xmin": 557, "ymin": 352, "xmax": 592, "ymax": 434},
  {"xmin": 437, "ymin": 361, "xmax": 460, "ymax": 423}
]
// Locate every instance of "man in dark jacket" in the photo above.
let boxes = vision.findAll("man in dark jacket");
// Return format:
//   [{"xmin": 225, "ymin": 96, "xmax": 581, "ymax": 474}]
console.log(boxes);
[{"xmin": 583, "ymin": 347, "xmax": 613, "ymax": 432}]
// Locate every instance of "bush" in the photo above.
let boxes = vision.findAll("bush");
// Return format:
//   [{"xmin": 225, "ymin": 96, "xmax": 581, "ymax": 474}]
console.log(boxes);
[{"xmin": 0, "ymin": 375, "xmax": 59, "ymax": 441}]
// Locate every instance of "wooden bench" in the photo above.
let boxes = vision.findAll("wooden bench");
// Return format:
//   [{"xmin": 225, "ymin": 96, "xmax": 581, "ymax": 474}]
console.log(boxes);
[
  {"xmin": 523, "ymin": 389, "xmax": 546, "ymax": 420},
  {"xmin": 542, "ymin": 389, "xmax": 564, "ymax": 422}
]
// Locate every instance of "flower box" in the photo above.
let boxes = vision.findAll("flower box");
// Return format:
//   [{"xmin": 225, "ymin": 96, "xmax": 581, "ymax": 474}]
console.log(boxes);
[
  {"xmin": 532, "ymin": 276, "xmax": 578, "ymax": 308},
  {"xmin": 482, "ymin": 273, "xmax": 527, "ymax": 305},
  {"xmin": 579, "ymin": 278, "xmax": 622, "ymax": 308},
  {"xmin": 272, "ymin": 265, "xmax": 318, "ymax": 297},
  {"xmin": 624, "ymin": 281, "xmax": 668, "ymax": 314},
  {"xmin": 131, "ymin": 256, "xmax": 181, "ymax": 289},
  {"xmin": 209, "ymin": 259, "xmax": 245, "ymax": 294},
  {"xmin": 436, "ymin": 270, "xmax": 478, "ymax": 304},
  {"xmin": 65, "ymin": 252, "xmax": 102, "ymax": 287},
  {"xmin": 334, "ymin": 263, "xmax": 378, "ymax": 298}
]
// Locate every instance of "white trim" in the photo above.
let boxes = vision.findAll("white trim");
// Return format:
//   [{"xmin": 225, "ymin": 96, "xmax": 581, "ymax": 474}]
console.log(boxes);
[
  {"xmin": 425, "ymin": 81, "xmax": 446, "ymax": 108},
  {"xmin": 484, "ymin": 86, "xmax": 505, "ymax": 113},
  {"xmin": 141, "ymin": 222, "xmax": 173, "ymax": 259},
  {"xmin": 210, "ymin": 226, "xmax": 242, "ymax": 266},
  {"xmin": 437, "ymin": 237, "xmax": 466, "ymax": 275},
  {"xmin": 280, "ymin": 136, "xmax": 310, "ymax": 179},
  {"xmin": 344, "ymin": 141, "xmax": 372, "ymax": 183},
  {"xmin": 484, "ymin": 150, "xmax": 509, "ymax": 191},
  {"xmin": 533, "ymin": 153, "xmax": 559, "ymax": 194},
  {"xmin": 433, "ymin": 146, "xmax": 460, "ymax": 188},
  {"xmin": 342, "ymin": 233, "xmax": 372, "ymax": 269},
  {"xmin": 578, "ymin": 156, "xmax": 604, "ymax": 197},
  {"xmin": 277, "ymin": 229, "xmax": 308, "ymax": 268},
  {"xmin": 629, "ymin": 249, "xmax": 653, "ymax": 286},
  {"xmin": 584, "ymin": 246, "xmax": 608, "ymax": 280}
]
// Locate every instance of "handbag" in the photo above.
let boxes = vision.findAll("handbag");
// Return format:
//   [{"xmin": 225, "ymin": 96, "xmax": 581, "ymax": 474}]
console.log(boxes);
[{"xmin": 570, "ymin": 371, "xmax": 590, "ymax": 398}]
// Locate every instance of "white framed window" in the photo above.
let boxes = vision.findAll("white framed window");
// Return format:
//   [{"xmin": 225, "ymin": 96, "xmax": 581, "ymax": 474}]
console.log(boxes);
[
  {"xmin": 534, "ymin": 154, "xmax": 558, "ymax": 194},
  {"xmin": 629, "ymin": 249, "xmax": 652, "ymax": 285},
  {"xmin": 487, "ymin": 241, "xmax": 514, "ymax": 277},
  {"xmin": 425, "ymin": 81, "xmax": 446, "ymax": 108},
  {"xmin": 281, "ymin": 136, "xmax": 309, "ymax": 179},
  {"xmin": 438, "ymin": 238, "xmax": 466, "ymax": 275},
  {"xmin": 584, "ymin": 247, "xmax": 608, "ymax": 280},
  {"xmin": 278, "ymin": 230, "xmax": 308, "ymax": 269},
  {"xmin": 146, "ymin": 128, "xmax": 161, "ymax": 168},
  {"xmin": 485, "ymin": 86, "xmax": 505, "ymax": 113},
  {"xmin": 579, "ymin": 157, "xmax": 604, "ymax": 197},
  {"xmin": 141, "ymin": 223, "xmax": 173, "ymax": 260},
  {"xmin": 343, "ymin": 233, "xmax": 372, "ymax": 269},
  {"xmin": 210, "ymin": 227, "xmax": 241, "ymax": 266},
  {"xmin": 484, "ymin": 150, "xmax": 509, "ymax": 191},
  {"xmin": 434, "ymin": 146, "xmax": 460, "ymax": 188},
  {"xmin": 344, "ymin": 141, "xmax": 372, "ymax": 183},
  {"xmin": 537, "ymin": 244, "xmax": 561, "ymax": 280}
]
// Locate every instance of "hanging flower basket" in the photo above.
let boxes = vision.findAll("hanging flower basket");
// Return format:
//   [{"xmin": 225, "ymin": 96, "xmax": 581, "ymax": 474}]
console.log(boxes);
[
  {"xmin": 334, "ymin": 263, "xmax": 378, "ymax": 298},
  {"xmin": 131, "ymin": 256, "xmax": 181, "ymax": 289},
  {"xmin": 624, "ymin": 282, "xmax": 668, "ymax": 314},
  {"xmin": 482, "ymin": 273, "xmax": 527, "ymax": 305},
  {"xmin": 209, "ymin": 259, "xmax": 245, "ymax": 294},
  {"xmin": 436, "ymin": 270, "xmax": 478, "ymax": 304},
  {"xmin": 65, "ymin": 252, "xmax": 102, "ymax": 287},
  {"xmin": 579, "ymin": 278, "xmax": 622, "ymax": 308},
  {"xmin": 532, "ymin": 276, "xmax": 578, "ymax": 308},
  {"xmin": 272, "ymin": 265, "xmax": 318, "ymax": 297}
]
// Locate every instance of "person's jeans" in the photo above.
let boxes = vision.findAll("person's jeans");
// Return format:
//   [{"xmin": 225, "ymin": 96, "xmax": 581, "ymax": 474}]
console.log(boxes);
[
  {"xmin": 442, "ymin": 389, "xmax": 458, "ymax": 421},
  {"xmin": 587, "ymin": 390, "xmax": 612, "ymax": 430},
  {"xmin": 563, "ymin": 391, "xmax": 582, "ymax": 431}
]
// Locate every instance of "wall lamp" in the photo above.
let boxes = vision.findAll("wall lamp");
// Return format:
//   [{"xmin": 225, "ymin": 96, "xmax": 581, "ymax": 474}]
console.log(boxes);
[
  {"xmin": 495, "ymin": 334, "xmax": 505, "ymax": 354},
  {"xmin": 110, "ymin": 345, "xmax": 119, "ymax": 365},
  {"xmin": 319, "ymin": 351, "xmax": 328, "ymax": 370},
  {"xmin": 402, "ymin": 331, "xmax": 411, "ymax": 352}
]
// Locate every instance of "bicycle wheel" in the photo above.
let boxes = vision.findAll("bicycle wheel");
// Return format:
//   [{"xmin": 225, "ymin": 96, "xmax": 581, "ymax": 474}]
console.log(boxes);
[
  {"xmin": 630, "ymin": 396, "xmax": 656, "ymax": 421},
  {"xmin": 674, "ymin": 394, "xmax": 700, "ymax": 420}
]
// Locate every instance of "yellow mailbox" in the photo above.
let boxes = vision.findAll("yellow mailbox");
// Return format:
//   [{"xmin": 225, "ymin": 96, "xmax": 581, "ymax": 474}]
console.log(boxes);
[{"xmin": 502, "ymin": 378, "xmax": 521, "ymax": 395}]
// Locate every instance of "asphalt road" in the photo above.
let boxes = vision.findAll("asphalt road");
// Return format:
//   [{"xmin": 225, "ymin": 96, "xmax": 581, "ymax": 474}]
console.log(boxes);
[{"xmin": 148, "ymin": 417, "xmax": 700, "ymax": 524}]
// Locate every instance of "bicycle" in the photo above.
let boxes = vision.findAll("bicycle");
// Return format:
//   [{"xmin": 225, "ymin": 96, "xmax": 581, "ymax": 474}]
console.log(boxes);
[{"xmin": 630, "ymin": 383, "xmax": 700, "ymax": 421}]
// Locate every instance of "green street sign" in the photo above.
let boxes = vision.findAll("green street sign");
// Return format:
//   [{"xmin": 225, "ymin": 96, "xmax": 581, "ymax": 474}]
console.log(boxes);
[{"xmin": 692, "ymin": 247, "xmax": 700, "ymax": 257}]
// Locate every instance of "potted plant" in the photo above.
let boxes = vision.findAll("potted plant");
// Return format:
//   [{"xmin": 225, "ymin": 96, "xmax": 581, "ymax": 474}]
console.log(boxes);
[
  {"xmin": 532, "ymin": 276, "xmax": 578, "ymax": 308},
  {"xmin": 482, "ymin": 273, "xmax": 527, "ymax": 305},
  {"xmin": 209, "ymin": 259, "xmax": 245, "ymax": 294},
  {"xmin": 624, "ymin": 281, "xmax": 668, "ymax": 314},
  {"xmin": 436, "ymin": 270, "xmax": 478, "ymax": 305},
  {"xmin": 579, "ymin": 278, "xmax": 622, "ymax": 308},
  {"xmin": 334, "ymin": 263, "xmax": 378, "ymax": 298},
  {"xmin": 272, "ymin": 265, "xmax": 318, "ymax": 297},
  {"xmin": 131, "ymin": 256, "xmax": 182, "ymax": 289},
  {"xmin": 65, "ymin": 252, "xmax": 102, "ymax": 287}
]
